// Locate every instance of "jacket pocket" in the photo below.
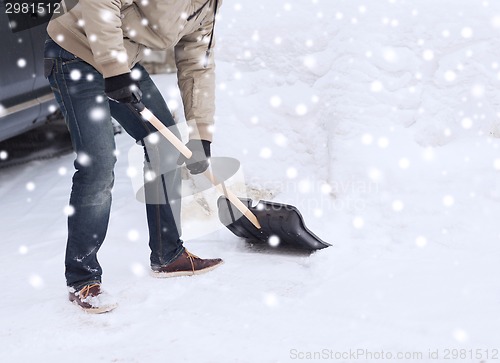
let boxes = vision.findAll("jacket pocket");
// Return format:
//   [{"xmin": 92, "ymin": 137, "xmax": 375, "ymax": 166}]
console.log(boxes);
[{"xmin": 121, "ymin": 3, "xmax": 167, "ymax": 49}]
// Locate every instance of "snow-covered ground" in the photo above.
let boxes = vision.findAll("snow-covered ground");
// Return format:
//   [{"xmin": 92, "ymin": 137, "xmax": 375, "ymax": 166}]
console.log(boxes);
[{"xmin": 1, "ymin": 0, "xmax": 500, "ymax": 362}]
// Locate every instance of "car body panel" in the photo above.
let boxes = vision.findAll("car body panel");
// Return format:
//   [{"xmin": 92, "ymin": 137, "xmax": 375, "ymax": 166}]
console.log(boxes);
[{"xmin": 0, "ymin": 0, "xmax": 58, "ymax": 143}]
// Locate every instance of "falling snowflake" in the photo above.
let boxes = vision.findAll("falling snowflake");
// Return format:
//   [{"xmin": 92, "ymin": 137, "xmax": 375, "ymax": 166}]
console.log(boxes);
[
  {"xmin": 17, "ymin": 58, "xmax": 27, "ymax": 68},
  {"xmin": 442, "ymin": 195, "xmax": 454, "ymax": 207},
  {"xmin": 494, "ymin": 159, "xmax": 500, "ymax": 170},
  {"xmin": 383, "ymin": 48, "xmax": 398, "ymax": 63},
  {"xmin": 259, "ymin": 147, "xmax": 272, "ymax": 159},
  {"xmin": 303, "ymin": 56, "xmax": 316, "ymax": 69},
  {"xmin": 131, "ymin": 69, "xmax": 142, "ymax": 80},
  {"xmin": 392, "ymin": 200, "xmax": 404, "ymax": 212},
  {"xmin": 63, "ymin": 205, "xmax": 75, "ymax": 216},
  {"xmin": 452, "ymin": 329, "xmax": 468, "ymax": 343},
  {"xmin": 399, "ymin": 158, "xmax": 410, "ymax": 169},
  {"xmin": 295, "ymin": 104, "xmax": 308, "ymax": 116},
  {"xmin": 352, "ymin": 216, "xmax": 365, "ymax": 229},
  {"xmin": 444, "ymin": 70, "xmax": 456, "ymax": 82},
  {"xmin": 131, "ymin": 262, "xmax": 146, "ymax": 277},
  {"xmin": 461, "ymin": 27, "xmax": 473, "ymax": 39},
  {"xmin": 128, "ymin": 229, "xmax": 139, "ymax": 241},
  {"xmin": 90, "ymin": 107, "xmax": 106, "ymax": 122},
  {"xmin": 492, "ymin": 16, "xmax": 500, "ymax": 28},
  {"xmin": 77, "ymin": 152, "xmax": 91, "ymax": 166},
  {"xmin": 471, "ymin": 84, "xmax": 484, "ymax": 98},
  {"xmin": 377, "ymin": 137, "xmax": 389, "ymax": 148},
  {"xmin": 368, "ymin": 167, "xmax": 382, "ymax": 182},
  {"xmin": 29, "ymin": 274, "xmax": 44, "ymax": 289},
  {"xmin": 321, "ymin": 183, "xmax": 332, "ymax": 194},
  {"xmin": 422, "ymin": 147, "xmax": 435, "ymax": 161},
  {"xmin": 422, "ymin": 49, "xmax": 434, "ymax": 61},
  {"xmin": 145, "ymin": 170, "xmax": 157, "ymax": 181},
  {"xmin": 26, "ymin": 182, "xmax": 35, "ymax": 191},
  {"xmin": 415, "ymin": 236, "xmax": 427, "ymax": 248},
  {"xmin": 461, "ymin": 117, "xmax": 473, "ymax": 129},
  {"xmin": 268, "ymin": 235, "xmax": 280, "ymax": 247},
  {"xmin": 270, "ymin": 95, "xmax": 282, "ymax": 107},
  {"xmin": 100, "ymin": 10, "xmax": 113, "ymax": 22},
  {"xmin": 112, "ymin": 51, "xmax": 128, "ymax": 63},
  {"xmin": 167, "ymin": 99, "xmax": 179, "ymax": 111},
  {"xmin": 70, "ymin": 69, "xmax": 81, "ymax": 81},
  {"xmin": 0, "ymin": 150, "xmax": 8, "ymax": 160},
  {"xmin": 146, "ymin": 133, "xmax": 160, "ymax": 145},
  {"xmin": 273, "ymin": 133, "xmax": 288, "ymax": 147},
  {"xmin": 263, "ymin": 293, "xmax": 279, "ymax": 307},
  {"xmin": 58, "ymin": 167, "xmax": 67, "ymax": 175},
  {"xmin": 19, "ymin": 245, "xmax": 29, "ymax": 254}
]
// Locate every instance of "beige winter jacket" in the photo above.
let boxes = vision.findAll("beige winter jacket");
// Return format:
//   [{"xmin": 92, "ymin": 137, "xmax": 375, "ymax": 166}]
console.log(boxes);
[{"xmin": 47, "ymin": 0, "xmax": 222, "ymax": 141}]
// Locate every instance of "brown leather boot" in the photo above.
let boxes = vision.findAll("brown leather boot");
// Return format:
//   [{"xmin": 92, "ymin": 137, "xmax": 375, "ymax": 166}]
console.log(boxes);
[
  {"xmin": 151, "ymin": 249, "xmax": 223, "ymax": 278},
  {"xmin": 68, "ymin": 283, "xmax": 118, "ymax": 314}
]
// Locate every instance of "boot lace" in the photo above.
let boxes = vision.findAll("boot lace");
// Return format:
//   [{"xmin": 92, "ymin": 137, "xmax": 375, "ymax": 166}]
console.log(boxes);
[
  {"xmin": 185, "ymin": 250, "xmax": 200, "ymax": 272},
  {"xmin": 78, "ymin": 283, "xmax": 100, "ymax": 299}
]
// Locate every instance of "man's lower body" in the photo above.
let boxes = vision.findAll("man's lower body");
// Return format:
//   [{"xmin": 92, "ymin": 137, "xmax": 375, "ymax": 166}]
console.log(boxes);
[{"xmin": 44, "ymin": 38, "xmax": 222, "ymax": 312}]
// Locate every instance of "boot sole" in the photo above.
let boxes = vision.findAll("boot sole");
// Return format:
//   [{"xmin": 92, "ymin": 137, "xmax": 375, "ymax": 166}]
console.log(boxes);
[
  {"xmin": 69, "ymin": 299, "xmax": 118, "ymax": 314},
  {"xmin": 150, "ymin": 260, "xmax": 224, "ymax": 278}
]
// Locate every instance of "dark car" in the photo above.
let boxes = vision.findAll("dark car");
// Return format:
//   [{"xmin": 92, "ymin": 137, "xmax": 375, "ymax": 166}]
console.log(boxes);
[{"xmin": 0, "ymin": 0, "xmax": 59, "ymax": 143}]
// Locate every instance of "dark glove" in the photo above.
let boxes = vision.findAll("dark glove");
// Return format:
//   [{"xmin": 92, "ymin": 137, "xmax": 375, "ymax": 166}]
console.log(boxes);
[
  {"xmin": 105, "ymin": 72, "xmax": 142, "ymax": 104},
  {"xmin": 177, "ymin": 139, "xmax": 211, "ymax": 175}
]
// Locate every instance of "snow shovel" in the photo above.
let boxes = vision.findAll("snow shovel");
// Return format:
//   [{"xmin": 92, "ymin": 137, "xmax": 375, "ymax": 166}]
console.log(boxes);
[{"xmin": 135, "ymin": 102, "xmax": 330, "ymax": 251}]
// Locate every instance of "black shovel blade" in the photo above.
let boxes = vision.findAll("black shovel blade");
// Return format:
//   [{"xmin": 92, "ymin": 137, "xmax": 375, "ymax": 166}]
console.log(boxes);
[{"xmin": 217, "ymin": 197, "xmax": 331, "ymax": 251}]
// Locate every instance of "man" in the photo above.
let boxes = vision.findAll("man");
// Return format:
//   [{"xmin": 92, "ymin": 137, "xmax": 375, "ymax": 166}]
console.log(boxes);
[{"xmin": 44, "ymin": 0, "xmax": 223, "ymax": 313}]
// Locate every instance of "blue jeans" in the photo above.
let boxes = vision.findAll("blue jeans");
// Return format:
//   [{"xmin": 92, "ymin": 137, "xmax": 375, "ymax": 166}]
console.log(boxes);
[{"xmin": 44, "ymin": 38, "xmax": 184, "ymax": 290}]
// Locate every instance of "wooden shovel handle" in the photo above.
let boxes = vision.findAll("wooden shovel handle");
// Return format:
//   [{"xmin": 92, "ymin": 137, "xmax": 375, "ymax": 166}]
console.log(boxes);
[{"xmin": 138, "ymin": 104, "xmax": 261, "ymax": 229}]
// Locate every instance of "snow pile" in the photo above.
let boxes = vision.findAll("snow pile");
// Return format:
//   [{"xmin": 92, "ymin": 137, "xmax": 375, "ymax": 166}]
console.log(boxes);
[{"xmin": 0, "ymin": 0, "xmax": 499, "ymax": 362}]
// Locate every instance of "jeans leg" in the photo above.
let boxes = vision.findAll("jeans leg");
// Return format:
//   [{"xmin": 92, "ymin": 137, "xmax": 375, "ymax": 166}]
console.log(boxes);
[
  {"xmin": 46, "ymin": 37, "xmax": 184, "ymax": 284},
  {"xmin": 45, "ymin": 40, "xmax": 116, "ymax": 289},
  {"xmin": 109, "ymin": 64, "xmax": 184, "ymax": 266}
]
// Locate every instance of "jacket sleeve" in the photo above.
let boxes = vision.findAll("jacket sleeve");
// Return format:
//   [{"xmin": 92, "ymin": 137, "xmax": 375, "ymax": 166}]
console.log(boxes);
[
  {"xmin": 80, "ymin": 0, "xmax": 130, "ymax": 78},
  {"xmin": 174, "ymin": 21, "xmax": 216, "ymax": 142}
]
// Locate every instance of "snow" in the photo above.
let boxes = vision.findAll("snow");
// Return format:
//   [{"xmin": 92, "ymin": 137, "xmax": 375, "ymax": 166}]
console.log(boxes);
[
  {"xmin": 17, "ymin": 58, "xmax": 27, "ymax": 68},
  {"xmin": 1, "ymin": 0, "xmax": 500, "ymax": 362}
]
